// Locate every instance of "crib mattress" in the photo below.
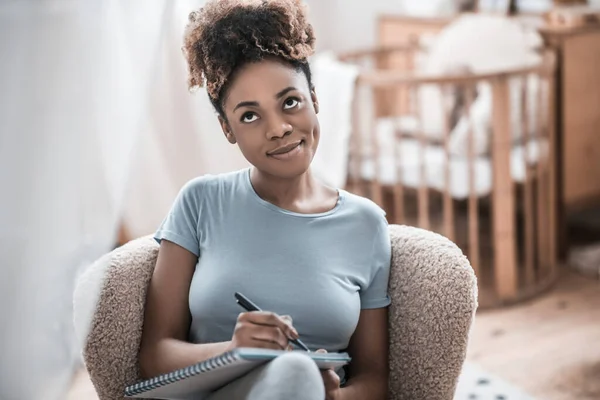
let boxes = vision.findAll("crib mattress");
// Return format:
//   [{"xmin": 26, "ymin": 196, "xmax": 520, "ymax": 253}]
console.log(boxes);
[{"xmin": 357, "ymin": 138, "xmax": 546, "ymax": 200}]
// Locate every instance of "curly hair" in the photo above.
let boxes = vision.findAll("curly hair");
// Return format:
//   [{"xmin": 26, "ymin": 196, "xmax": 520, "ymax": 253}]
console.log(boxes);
[{"xmin": 182, "ymin": 0, "xmax": 316, "ymax": 117}]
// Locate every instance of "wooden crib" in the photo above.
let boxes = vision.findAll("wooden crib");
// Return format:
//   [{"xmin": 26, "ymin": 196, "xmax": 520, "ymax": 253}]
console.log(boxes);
[{"xmin": 339, "ymin": 45, "xmax": 558, "ymax": 309}]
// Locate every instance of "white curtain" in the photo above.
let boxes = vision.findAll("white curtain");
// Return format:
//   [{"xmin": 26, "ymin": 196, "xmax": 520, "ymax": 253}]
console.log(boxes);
[
  {"xmin": 0, "ymin": 1, "xmax": 251, "ymax": 398},
  {"xmin": 121, "ymin": 0, "xmax": 250, "ymax": 238},
  {"xmin": 0, "ymin": 0, "xmax": 425, "ymax": 397}
]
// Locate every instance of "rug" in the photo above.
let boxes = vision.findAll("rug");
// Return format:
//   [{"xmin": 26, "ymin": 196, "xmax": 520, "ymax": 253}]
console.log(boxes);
[{"xmin": 455, "ymin": 362, "xmax": 536, "ymax": 400}]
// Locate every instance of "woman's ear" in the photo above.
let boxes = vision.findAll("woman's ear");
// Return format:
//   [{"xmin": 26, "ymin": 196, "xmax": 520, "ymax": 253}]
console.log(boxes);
[
  {"xmin": 311, "ymin": 88, "xmax": 319, "ymax": 114},
  {"xmin": 218, "ymin": 116, "xmax": 237, "ymax": 144}
]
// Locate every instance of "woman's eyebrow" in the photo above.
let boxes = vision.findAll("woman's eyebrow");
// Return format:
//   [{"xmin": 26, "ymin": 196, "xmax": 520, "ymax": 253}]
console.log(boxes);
[
  {"xmin": 233, "ymin": 86, "xmax": 298, "ymax": 112},
  {"xmin": 275, "ymin": 86, "xmax": 296, "ymax": 99},
  {"xmin": 233, "ymin": 100, "xmax": 259, "ymax": 112}
]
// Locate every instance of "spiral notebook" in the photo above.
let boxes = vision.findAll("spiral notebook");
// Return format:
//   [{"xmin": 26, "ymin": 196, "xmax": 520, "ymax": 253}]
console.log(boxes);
[{"xmin": 124, "ymin": 348, "xmax": 351, "ymax": 400}]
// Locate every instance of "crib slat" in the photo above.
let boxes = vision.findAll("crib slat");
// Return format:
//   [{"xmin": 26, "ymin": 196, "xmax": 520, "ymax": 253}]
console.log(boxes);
[
  {"xmin": 464, "ymin": 83, "xmax": 480, "ymax": 277},
  {"xmin": 491, "ymin": 78, "xmax": 518, "ymax": 301},
  {"xmin": 521, "ymin": 75, "xmax": 535, "ymax": 285},
  {"xmin": 546, "ymin": 72, "xmax": 558, "ymax": 277},
  {"xmin": 349, "ymin": 82, "xmax": 364, "ymax": 197},
  {"xmin": 372, "ymin": 49, "xmax": 394, "ymax": 118},
  {"xmin": 348, "ymin": 84, "xmax": 357, "ymax": 194},
  {"xmin": 411, "ymin": 85, "xmax": 430, "ymax": 230},
  {"xmin": 370, "ymin": 120, "xmax": 383, "ymax": 207},
  {"xmin": 392, "ymin": 87, "xmax": 405, "ymax": 224},
  {"xmin": 441, "ymin": 84, "xmax": 455, "ymax": 242},
  {"xmin": 399, "ymin": 43, "xmax": 413, "ymax": 117},
  {"xmin": 370, "ymin": 85, "xmax": 383, "ymax": 207},
  {"xmin": 536, "ymin": 75, "xmax": 550, "ymax": 278}
]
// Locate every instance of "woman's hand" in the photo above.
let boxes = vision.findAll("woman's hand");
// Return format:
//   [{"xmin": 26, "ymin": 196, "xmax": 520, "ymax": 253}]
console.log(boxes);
[
  {"xmin": 316, "ymin": 349, "xmax": 341, "ymax": 400},
  {"xmin": 229, "ymin": 311, "xmax": 298, "ymax": 351}
]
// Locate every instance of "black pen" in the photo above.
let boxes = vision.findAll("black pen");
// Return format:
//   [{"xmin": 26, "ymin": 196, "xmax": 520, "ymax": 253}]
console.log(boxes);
[{"xmin": 234, "ymin": 291, "xmax": 311, "ymax": 352}]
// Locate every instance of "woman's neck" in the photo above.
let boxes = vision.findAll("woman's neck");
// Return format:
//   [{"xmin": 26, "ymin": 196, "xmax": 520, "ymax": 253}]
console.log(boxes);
[{"xmin": 249, "ymin": 167, "xmax": 336, "ymax": 214}]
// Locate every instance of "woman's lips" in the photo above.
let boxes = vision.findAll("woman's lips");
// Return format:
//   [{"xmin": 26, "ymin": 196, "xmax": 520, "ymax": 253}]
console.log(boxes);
[{"xmin": 267, "ymin": 140, "xmax": 303, "ymax": 160}]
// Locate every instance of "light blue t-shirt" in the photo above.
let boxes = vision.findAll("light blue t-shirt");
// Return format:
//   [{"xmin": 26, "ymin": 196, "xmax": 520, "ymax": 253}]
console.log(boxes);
[{"xmin": 155, "ymin": 168, "xmax": 391, "ymax": 355}]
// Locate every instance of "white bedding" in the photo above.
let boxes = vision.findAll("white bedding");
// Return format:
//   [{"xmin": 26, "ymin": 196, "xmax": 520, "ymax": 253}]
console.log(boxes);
[{"xmin": 357, "ymin": 138, "xmax": 546, "ymax": 200}]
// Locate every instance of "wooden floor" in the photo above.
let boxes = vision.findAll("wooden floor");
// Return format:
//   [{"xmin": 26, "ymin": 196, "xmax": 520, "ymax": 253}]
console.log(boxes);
[
  {"xmin": 466, "ymin": 267, "xmax": 600, "ymax": 400},
  {"xmin": 67, "ymin": 267, "xmax": 600, "ymax": 400}
]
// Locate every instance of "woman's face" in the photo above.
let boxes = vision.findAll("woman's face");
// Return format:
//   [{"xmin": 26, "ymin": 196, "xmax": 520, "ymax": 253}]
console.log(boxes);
[{"xmin": 219, "ymin": 59, "xmax": 320, "ymax": 180}]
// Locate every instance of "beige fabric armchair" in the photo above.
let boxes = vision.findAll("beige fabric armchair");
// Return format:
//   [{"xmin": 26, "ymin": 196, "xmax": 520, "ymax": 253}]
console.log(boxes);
[{"xmin": 73, "ymin": 224, "xmax": 478, "ymax": 399}]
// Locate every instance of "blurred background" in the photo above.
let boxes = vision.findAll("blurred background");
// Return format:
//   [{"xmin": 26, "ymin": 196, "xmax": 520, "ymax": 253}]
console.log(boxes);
[{"xmin": 2, "ymin": 0, "xmax": 600, "ymax": 399}]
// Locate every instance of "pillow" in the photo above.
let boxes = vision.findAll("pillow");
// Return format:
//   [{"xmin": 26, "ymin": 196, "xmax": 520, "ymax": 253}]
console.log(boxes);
[{"xmin": 417, "ymin": 14, "xmax": 542, "ymax": 155}]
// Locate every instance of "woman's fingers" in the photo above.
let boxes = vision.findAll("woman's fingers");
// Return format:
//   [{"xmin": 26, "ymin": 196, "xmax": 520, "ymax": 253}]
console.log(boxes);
[
  {"xmin": 321, "ymin": 369, "xmax": 341, "ymax": 396},
  {"xmin": 240, "ymin": 311, "xmax": 299, "ymax": 339},
  {"xmin": 280, "ymin": 315, "xmax": 293, "ymax": 326},
  {"xmin": 233, "ymin": 322, "xmax": 287, "ymax": 349},
  {"xmin": 316, "ymin": 350, "xmax": 341, "ymax": 400},
  {"xmin": 233, "ymin": 311, "xmax": 300, "ymax": 350},
  {"xmin": 250, "ymin": 325, "xmax": 290, "ymax": 349}
]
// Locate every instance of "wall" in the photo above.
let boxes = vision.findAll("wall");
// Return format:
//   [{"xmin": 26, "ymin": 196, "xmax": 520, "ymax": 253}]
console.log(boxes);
[
  {"xmin": 307, "ymin": 0, "xmax": 407, "ymax": 53},
  {"xmin": 306, "ymin": 0, "xmax": 475, "ymax": 53}
]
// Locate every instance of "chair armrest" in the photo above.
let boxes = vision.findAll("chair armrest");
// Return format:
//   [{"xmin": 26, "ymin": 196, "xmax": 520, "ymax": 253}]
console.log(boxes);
[
  {"xmin": 387, "ymin": 224, "xmax": 478, "ymax": 400},
  {"xmin": 73, "ymin": 235, "xmax": 158, "ymax": 400}
]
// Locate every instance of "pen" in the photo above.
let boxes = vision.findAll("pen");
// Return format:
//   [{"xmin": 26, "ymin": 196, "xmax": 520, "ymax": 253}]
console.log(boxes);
[{"xmin": 234, "ymin": 291, "xmax": 311, "ymax": 352}]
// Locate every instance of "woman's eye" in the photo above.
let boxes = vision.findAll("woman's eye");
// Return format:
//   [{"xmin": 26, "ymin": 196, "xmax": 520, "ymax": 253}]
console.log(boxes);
[
  {"xmin": 241, "ymin": 112, "xmax": 258, "ymax": 123},
  {"xmin": 283, "ymin": 98, "xmax": 299, "ymax": 109}
]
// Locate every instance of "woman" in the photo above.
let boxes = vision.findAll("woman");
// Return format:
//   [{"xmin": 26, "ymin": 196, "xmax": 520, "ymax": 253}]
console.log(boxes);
[{"xmin": 138, "ymin": 1, "xmax": 391, "ymax": 399}]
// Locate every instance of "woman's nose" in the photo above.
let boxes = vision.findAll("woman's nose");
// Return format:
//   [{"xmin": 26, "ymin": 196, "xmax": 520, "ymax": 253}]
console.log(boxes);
[{"xmin": 265, "ymin": 118, "xmax": 293, "ymax": 140}]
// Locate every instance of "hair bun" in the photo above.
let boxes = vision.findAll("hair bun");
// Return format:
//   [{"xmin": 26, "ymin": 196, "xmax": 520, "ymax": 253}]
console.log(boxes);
[{"xmin": 182, "ymin": 0, "xmax": 316, "ymax": 99}]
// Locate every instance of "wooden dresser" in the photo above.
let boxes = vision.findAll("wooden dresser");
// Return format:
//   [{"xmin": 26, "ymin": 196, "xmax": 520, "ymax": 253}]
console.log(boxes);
[{"xmin": 539, "ymin": 25, "xmax": 600, "ymax": 213}]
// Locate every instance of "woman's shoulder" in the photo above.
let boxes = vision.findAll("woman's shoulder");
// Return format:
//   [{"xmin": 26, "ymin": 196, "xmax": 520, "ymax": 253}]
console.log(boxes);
[
  {"xmin": 178, "ymin": 168, "xmax": 247, "ymax": 198},
  {"xmin": 338, "ymin": 190, "xmax": 388, "ymax": 230}
]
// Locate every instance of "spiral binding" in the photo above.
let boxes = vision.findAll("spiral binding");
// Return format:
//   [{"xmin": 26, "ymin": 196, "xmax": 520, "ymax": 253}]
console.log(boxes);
[{"xmin": 124, "ymin": 351, "xmax": 238, "ymax": 396}]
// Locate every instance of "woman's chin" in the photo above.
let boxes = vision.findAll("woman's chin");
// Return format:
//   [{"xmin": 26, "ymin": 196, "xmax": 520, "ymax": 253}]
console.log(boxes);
[{"xmin": 258, "ymin": 158, "xmax": 313, "ymax": 180}]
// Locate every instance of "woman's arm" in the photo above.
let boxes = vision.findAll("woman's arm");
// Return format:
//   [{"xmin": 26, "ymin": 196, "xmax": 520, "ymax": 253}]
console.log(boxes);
[
  {"xmin": 138, "ymin": 240, "xmax": 231, "ymax": 378},
  {"xmin": 338, "ymin": 307, "xmax": 389, "ymax": 400},
  {"xmin": 138, "ymin": 239, "xmax": 300, "ymax": 379}
]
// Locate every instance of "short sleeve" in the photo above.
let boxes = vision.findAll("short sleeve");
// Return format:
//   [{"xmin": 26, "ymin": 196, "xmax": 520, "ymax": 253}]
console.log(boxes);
[
  {"xmin": 360, "ymin": 217, "xmax": 392, "ymax": 309},
  {"xmin": 154, "ymin": 179, "xmax": 202, "ymax": 257}
]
